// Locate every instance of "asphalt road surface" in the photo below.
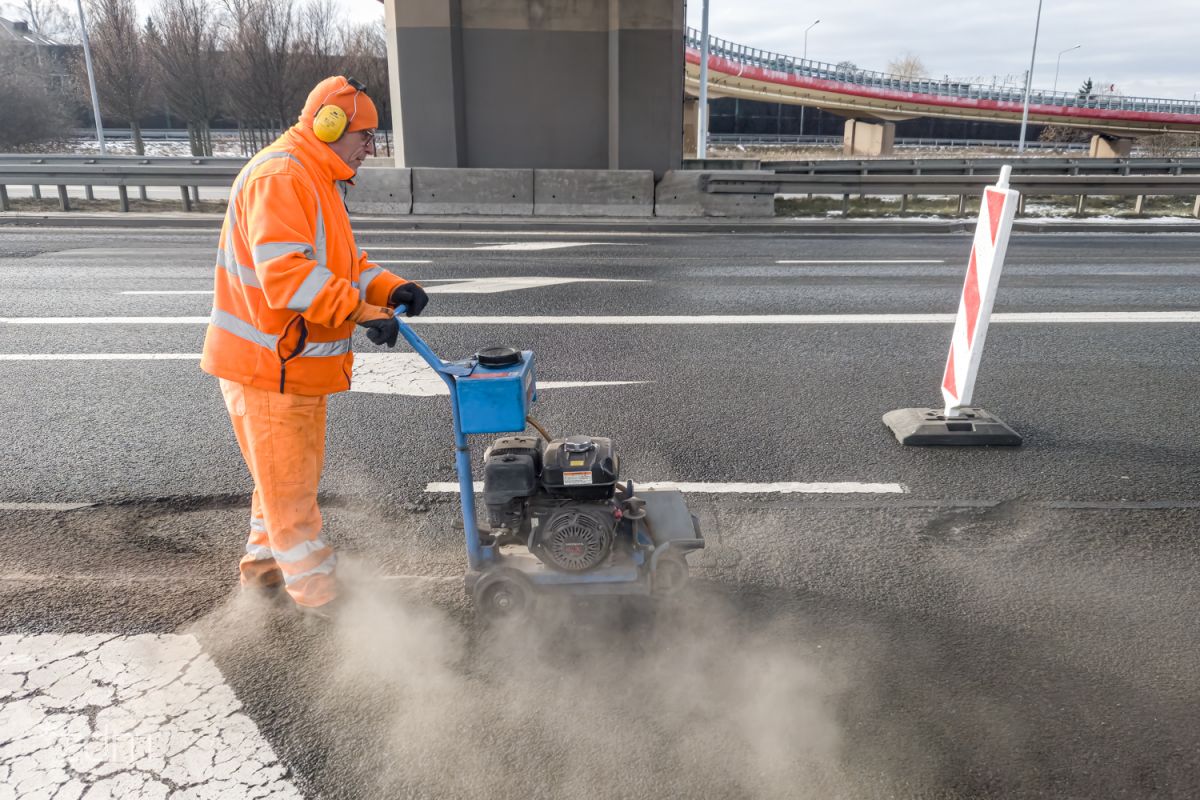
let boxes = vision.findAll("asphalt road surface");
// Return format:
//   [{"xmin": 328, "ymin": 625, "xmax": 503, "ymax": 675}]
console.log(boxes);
[{"xmin": 1, "ymin": 223, "xmax": 1197, "ymax": 799}]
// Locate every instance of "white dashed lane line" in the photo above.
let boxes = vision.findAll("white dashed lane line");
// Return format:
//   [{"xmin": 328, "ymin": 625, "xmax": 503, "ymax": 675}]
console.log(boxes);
[
  {"xmin": 0, "ymin": 503, "xmax": 94, "ymax": 511},
  {"xmin": 362, "ymin": 242, "xmax": 614, "ymax": 252},
  {"xmin": 4, "ymin": 312, "xmax": 1198, "ymax": 325},
  {"xmin": 117, "ymin": 277, "xmax": 648, "ymax": 296},
  {"xmin": 0, "ymin": 633, "xmax": 302, "ymax": 799},
  {"xmin": 0, "ymin": 354, "xmax": 199, "ymax": 360},
  {"xmin": 776, "ymin": 259, "xmax": 947, "ymax": 264},
  {"xmin": 0, "ymin": 353, "xmax": 647, "ymax": 397},
  {"xmin": 425, "ymin": 481, "xmax": 907, "ymax": 494}
]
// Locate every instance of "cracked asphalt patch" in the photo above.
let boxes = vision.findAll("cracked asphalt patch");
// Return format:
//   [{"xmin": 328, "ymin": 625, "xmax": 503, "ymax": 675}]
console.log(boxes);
[{"xmin": 0, "ymin": 633, "xmax": 301, "ymax": 799}]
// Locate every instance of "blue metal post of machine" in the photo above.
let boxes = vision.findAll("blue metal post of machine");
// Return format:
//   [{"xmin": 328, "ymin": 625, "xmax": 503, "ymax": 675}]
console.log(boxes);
[{"xmin": 392, "ymin": 308, "xmax": 489, "ymax": 571}]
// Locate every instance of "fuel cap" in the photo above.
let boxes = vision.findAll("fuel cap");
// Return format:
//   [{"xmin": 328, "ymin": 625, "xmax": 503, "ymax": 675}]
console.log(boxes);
[
  {"xmin": 563, "ymin": 436, "xmax": 595, "ymax": 453},
  {"xmin": 476, "ymin": 347, "xmax": 522, "ymax": 367}
]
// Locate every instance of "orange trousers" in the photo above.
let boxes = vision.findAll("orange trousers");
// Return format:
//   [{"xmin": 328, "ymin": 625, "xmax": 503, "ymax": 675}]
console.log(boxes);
[{"xmin": 219, "ymin": 379, "xmax": 336, "ymax": 607}]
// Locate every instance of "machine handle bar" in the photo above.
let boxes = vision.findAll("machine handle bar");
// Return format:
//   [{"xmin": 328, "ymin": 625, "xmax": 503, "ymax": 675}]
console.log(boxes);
[{"xmin": 391, "ymin": 306, "xmax": 472, "ymax": 378}]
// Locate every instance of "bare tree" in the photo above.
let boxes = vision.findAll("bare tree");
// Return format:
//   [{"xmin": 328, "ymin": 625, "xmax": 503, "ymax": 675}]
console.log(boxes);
[
  {"xmin": 222, "ymin": 0, "xmax": 300, "ymax": 151},
  {"xmin": 85, "ymin": 0, "xmax": 150, "ymax": 153},
  {"xmin": 886, "ymin": 53, "xmax": 928, "ymax": 79},
  {"xmin": 336, "ymin": 19, "xmax": 389, "ymax": 152},
  {"xmin": 148, "ymin": 0, "xmax": 221, "ymax": 156},
  {"xmin": 293, "ymin": 0, "xmax": 341, "ymax": 94},
  {"xmin": 17, "ymin": 0, "xmax": 75, "ymax": 41}
]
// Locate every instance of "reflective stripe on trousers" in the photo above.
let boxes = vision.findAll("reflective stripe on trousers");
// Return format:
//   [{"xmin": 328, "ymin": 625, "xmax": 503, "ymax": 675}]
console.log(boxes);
[{"xmin": 221, "ymin": 378, "xmax": 335, "ymax": 607}]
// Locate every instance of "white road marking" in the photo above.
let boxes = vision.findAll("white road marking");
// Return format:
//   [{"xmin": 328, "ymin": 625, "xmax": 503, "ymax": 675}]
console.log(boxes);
[
  {"xmin": 364, "ymin": 242, "xmax": 608, "ymax": 252},
  {"xmin": 423, "ymin": 277, "xmax": 646, "ymax": 294},
  {"xmin": 425, "ymin": 481, "xmax": 906, "ymax": 494},
  {"xmin": 3, "ymin": 312, "xmax": 1198, "ymax": 325},
  {"xmin": 114, "ymin": 278, "xmax": 645, "ymax": 297},
  {"xmin": 373, "ymin": 260, "xmax": 433, "ymax": 264},
  {"xmin": 0, "ymin": 633, "xmax": 302, "ymax": 799},
  {"xmin": 351, "ymin": 353, "xmax": 646, "ymax": 396},
  {"xmin": 0, "ymin": 317, "xmax": 212, "ymax": 324},
  {"xmin": 0, "ymin": 353, "xmax": 647, "ymax": 397},
  {"xmin": 777, "ymin": 259, "xmax": 947, "ymax": 264},
  {"xmin": 634, "ymin": 481, "xmax": 907, "ymax": 494},
  {"xmin": 0, "ymin": 354, "xmax": 200, "ymax": 360},
  {"xmin": 0, "ymin": 502, "xmax": 94, "ymax": 511}
]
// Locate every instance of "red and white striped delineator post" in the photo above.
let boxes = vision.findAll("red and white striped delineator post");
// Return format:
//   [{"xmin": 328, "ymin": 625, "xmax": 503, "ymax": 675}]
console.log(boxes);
[
  {"xmin": 883, "ymin": 165, "xmax": 1023, "ymax": 446},
  {"xmin": 941, "ymin": 165, "xmax": 1019, "ymax": 417}
]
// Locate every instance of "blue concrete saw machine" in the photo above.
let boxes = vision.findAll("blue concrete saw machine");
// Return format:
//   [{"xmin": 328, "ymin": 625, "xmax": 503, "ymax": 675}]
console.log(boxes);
[{"xmin": 394, "ymin": 309, "xmax": 705, "ymax": 619}]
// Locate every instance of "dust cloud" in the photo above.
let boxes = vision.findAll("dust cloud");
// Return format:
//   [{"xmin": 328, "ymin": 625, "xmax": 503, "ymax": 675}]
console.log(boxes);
[{"xmin": 306, "ymin": 557, "xmax": 853, "ymax": 800}]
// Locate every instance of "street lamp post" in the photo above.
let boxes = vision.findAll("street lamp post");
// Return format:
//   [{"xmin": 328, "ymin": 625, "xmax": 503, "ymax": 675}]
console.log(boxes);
[
  {"xmin": 73, "ymin": 0, "xmax": 107, "ymax": 155},
  {"xmin": 1017, "ymin": 0, "xmax": 1044, "ymax": 154},
  {"xmin": 800, "ymin": 19, "xmax": 820, "ymax": 137},
  {"xmin": 1053, "ymin": 44, "xmax": 1081, "ymax": 95},
  {"xmin": 696, "ymin": 0, "xmax": 711, "ymax": 158}
]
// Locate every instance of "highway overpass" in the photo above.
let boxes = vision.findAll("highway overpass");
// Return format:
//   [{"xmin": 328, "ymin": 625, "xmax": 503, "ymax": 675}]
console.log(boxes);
[{"xmin": 685, "ymin": 28, "xmax": 1200, "ymax": 156}]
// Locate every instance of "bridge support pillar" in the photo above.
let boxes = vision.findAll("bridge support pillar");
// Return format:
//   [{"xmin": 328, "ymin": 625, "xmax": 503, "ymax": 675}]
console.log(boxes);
[
  {"xmin": 383, "ymin": 0, "xmax": 685, "ymax": 174},
  {"xmin": 843, "ymin": 119, "xmax": 895, "ymax": 157},
  {"xmin": 1089, "ymin": 134, "xmax": 1133, "ymax": 158},
  {"xmin": 683, "ymin": 97, "xmax": 699, "ymax": 155}
]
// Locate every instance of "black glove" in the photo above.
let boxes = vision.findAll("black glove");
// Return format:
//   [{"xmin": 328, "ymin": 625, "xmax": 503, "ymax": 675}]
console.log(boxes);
[
  {"xmin": 349, "ymin": 302, "xmax": 399, "ymax": 347},
  {"xmin": 360, "ymin": 317, "xmax": 398, "ymax": 347},
  {"xmin": 390, "ymin": 282, "xmax": 429, "ymax": 317}
]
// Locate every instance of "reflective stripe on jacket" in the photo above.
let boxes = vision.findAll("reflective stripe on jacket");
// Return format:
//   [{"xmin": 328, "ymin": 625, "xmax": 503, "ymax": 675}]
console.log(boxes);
[{"xmin": 200, "ymin": 125, "xmax": 408, "ymax": 395}]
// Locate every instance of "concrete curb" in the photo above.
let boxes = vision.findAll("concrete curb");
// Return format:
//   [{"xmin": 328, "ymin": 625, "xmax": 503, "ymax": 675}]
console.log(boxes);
[
  {"xmin": 412, "ymin": 168, "xmax": 533, "ymax": 215},
  {"xmin": 534, "ymin": 170, "xmax": 654, "ymax": 217},
  {"xmin": 2, "ymin": 211, "xmax": 1199, "ymax": 235},
  {"xmin": 345, "ymin": 167, "xmax": 412, "ymax": 215}
]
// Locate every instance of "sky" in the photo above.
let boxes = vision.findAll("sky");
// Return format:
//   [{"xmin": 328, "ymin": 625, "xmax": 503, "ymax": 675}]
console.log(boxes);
[{"xmin": 13, "ymin": 0, "xmax": 1195, "ymax": 101}]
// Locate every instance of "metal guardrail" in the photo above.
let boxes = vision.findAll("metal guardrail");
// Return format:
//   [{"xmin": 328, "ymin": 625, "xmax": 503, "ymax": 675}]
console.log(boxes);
[
  {"xmin": 687, "ymin": 28, "xmax": 1200, "ymax": 118},
  {"xmin": 0, "ymin": 163, "xmax": 241, "ymax": 212},
  {"xmin": 0, "ymin": 154, "xmax": 246, "ymax": 166},
  {"xmin": 764, "ymin": 157, "xmax": 1200, "ymax": 177},
  {"xmin": 702, "ymin": 172, "xmax": 1200, "ymax": 196},
  {"xmin": 707, "ymin": 133, "xmax": 1090, "ymax": 151},
  {"xmin": 682, "ymin": 157, "xmax": 1200, "ymax": 177},
  {"xmin": 698, "ymin": 170, "xmax": 1200, "ymax": 217},
  {"xmin": 67, "ymin": 128, "xmax": 243, "ymax": 141}
]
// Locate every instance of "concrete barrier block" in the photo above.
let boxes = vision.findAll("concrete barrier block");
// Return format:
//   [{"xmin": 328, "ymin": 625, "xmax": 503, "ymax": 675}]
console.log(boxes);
[
  {"xmin": 412, "ymin": 168, "xmax": 533, "ymax": 215},
  {"xmin": 654, "ymin": 171, "xmax": 774, "ymax": 217},
  {"xmin": 345, "ymin": 167, "xmax": 411, "ymax": 215},
  {"xmin": 533, "ymin": 170, "xmax": 654, "ymax": 217}
]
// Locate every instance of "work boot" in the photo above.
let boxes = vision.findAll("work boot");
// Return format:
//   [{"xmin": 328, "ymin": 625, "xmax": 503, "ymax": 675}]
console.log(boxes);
[
  {"xmin": 294, "ymin": 594, "xmax": 347, "ymax": 625},
  {"xmin": 240, "ymin": 579, "xmax": 290, "ymax": 608}
]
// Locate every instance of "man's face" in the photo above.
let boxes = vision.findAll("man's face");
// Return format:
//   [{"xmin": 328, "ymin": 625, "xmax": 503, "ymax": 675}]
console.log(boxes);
[{"xmin": 327, "ymin": 128, "xmax": 376, "ymax": 174}]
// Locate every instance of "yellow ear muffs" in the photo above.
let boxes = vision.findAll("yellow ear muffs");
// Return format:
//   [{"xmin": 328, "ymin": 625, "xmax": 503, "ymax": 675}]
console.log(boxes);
[{"xmin": 313, "ymin": 104, "xmax": 348, "ymax": 143}]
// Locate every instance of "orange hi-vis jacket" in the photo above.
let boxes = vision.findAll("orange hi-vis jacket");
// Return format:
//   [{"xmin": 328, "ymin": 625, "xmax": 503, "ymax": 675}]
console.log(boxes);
[{"xmin": 201, "ymin": 125, "xmax": 409, "ymax": 396}]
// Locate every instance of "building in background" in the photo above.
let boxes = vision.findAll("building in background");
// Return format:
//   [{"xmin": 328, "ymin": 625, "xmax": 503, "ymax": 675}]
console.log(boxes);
[{"xmin": 0, "ymin": 15, "xmax": 72, "ymax": 92}]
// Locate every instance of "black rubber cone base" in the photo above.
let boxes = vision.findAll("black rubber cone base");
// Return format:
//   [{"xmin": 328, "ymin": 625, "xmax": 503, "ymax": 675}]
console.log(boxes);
[{"xmin": 883, "ymin": 407, "xmax": 1022, "ymax": 447}]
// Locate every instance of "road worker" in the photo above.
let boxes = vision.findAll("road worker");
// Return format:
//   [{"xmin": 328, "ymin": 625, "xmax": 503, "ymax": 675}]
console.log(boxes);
[{"xmin": 200, "ymin": 76, "xmax": 429, "ymax": 618}]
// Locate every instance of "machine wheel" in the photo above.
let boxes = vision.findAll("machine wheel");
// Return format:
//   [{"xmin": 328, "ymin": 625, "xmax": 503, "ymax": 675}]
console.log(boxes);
[
  {"xmin": 652, "ymin": 554, "xmax": 689, "ymax": 596},
  {"xmin": 472, "ymin": 571, "xmax": 533, "ymax": 621}
]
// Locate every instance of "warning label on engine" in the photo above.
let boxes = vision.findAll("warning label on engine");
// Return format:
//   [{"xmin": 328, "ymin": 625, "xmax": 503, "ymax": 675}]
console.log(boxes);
[{"xmin": 562, "ymin": 470, "xmax": 594, "ymax": 486}]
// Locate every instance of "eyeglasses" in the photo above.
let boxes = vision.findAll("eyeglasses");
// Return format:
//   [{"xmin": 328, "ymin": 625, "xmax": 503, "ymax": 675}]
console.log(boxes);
[{"xmin": 359, "ymin": 129, "xmax": 376, "ymax": 145}]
